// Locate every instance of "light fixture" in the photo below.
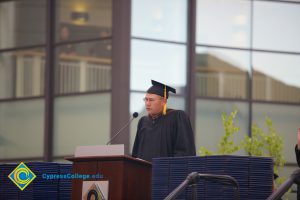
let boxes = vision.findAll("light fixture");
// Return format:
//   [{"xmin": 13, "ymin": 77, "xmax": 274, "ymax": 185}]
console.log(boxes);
[{"xmin": 71, "ymin": 11, "xmax": 89, "ymax": 23}]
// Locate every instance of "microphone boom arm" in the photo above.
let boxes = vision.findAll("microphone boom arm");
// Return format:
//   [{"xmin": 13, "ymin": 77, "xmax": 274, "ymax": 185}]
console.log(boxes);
[{"xmin": 106, "ymin": 112, "xmax": 138, "ymax": 145}]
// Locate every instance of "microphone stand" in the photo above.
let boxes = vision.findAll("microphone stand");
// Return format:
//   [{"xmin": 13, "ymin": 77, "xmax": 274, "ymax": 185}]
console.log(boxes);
[
  {"xmin": 106, "ymin": 112, "xmax": 138, "ymax": 145},
  {"xmin": 164, "ymin": 172, "xmax": 239, "ymax": 200}
]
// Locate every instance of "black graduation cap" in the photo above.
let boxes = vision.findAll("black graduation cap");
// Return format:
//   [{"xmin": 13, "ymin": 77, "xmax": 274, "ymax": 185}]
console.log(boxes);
[
  {"xmin": 274, "ymin": 173, "xmax": 279, "ymax": 180},
  {"xmin": 147, "ymin": 80, "xmax": 176, "ymax": 99}
]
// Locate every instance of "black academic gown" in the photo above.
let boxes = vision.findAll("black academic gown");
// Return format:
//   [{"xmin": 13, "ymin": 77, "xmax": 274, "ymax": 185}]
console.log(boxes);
[
  {"xmin": 295, "ymin": 145, "xmax": 300, "ymax": 200},
  {"xmin": 296, "ymin": 145, "xmax": 300, "ymax": 167},
  {"xmin": 132, "ymin": 109, "xmax": 196, "ymax": 162}
]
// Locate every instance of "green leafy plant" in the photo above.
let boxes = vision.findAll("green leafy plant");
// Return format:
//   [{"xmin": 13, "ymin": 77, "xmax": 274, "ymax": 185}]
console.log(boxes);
[
  {"xmin": 199, "ymin": 110, "xmax": 287, "ymax": 196},
  {"xmin": 199, "ymin": 110, "xmax": 241, "ymax": 156},
  {"xmin": 242, "ymin": 118, "xmax": 285, "ymax": 176},
  {"xmin": 241, "ymin": 117, "xmax": 286, "ymax": 192},
  {"xmin": 218, "ymin": 110, "xmax": 241, "ymax": 154}
]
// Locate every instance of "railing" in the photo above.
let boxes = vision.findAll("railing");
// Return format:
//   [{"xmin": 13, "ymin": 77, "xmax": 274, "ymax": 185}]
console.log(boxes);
[
  {"xmin": 15, "ymin": 55, "xmax": 45, "ymax": 97},
  {"xmin": 195, "ymin": 72, "xmax": 247, "ymax": 99},
  {"xmin": 7, "ymin": 52, "xmax": 300, "ymax": 102},
  {"xmin": 13, "ymin": 51, "xmax": 111, "ymax": 97},
  {"xmin": 267, "ymin": 168, "xmax": 300, "ymax": 200},
  {"xmin": 164, "ymin": 172, "xmax": 239, "ymax": 200},
  {"xmin": 195, "ymin": 71, "xmax": 300, "ymax": 102},
  {"xmin": 57, "ymin": 58, "xmax": 111, "ymax": 94},
  {"xmin": 253, "ymin": 75, "xmax": 300, "ymax": 102}
]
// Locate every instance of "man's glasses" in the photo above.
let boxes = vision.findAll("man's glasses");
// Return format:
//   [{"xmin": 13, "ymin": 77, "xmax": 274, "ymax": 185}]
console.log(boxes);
[{"xmin": 143, "ymin": 97, "xmax": 163, "ymax": 103}]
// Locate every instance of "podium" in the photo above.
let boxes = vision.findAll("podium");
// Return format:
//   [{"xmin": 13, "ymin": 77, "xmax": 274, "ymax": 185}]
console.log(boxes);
[{"xmin": 65, "ymin": 155, "xmax": 152, "ymax": 200}]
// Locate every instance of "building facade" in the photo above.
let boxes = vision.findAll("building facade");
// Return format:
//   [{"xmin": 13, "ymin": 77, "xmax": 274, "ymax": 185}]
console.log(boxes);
[{"xmin": 0, "ymin": 0, "xmax": 300, "ymax": 196}]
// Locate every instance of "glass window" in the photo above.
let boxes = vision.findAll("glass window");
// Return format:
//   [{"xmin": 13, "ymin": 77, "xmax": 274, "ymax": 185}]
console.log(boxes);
[
  {"xmin": 129, "ymin": 92, "xmax": 145, "ymax": 154},
  {"xmin": 0, "ymin": 100, "xmax": 44, "ymax": 159},
  {"xmin": 195, "ymin": 99, "xmax": 249, "ymax": 155},
  {"xmin": 196, "ymin": 0, "xmax": 251, "ymax": 48},
  {"xmin": 252, "ymin": 52, "xmax": 300, "ymax": 103},
  {"xmin": 252, "ymin": 103, "xmax": 300, "ymax": 163},
  {"xmin": 55, "ymin": 40, "xmax": 111, "ymax": 94},
  {"xmin": 0, "ymin": 49, "xmax": 45, "ymax": 99},
  {"xmin": 130, "ymin": 39, "xmax": 187, "ymax": 94},
  {"xmin": 0, "ymin": 0, "xmax": 46, "ymax": 49},
  {"xmin": 53, "ymin": 93, "xmax": 111, "ymax": 156},
  {"xmin": 132, "ymin": 0, "xmax": 187, "ymax": 42},
  {"xmin": 56, "ymin": 0, "xmax": 112, "ymax": 42},
  {"xmin": 253, "ymin": 1, "xmax": 300, "ymax": 52},
  {"xmin": 195, "ymin": 47, "xmax": 250, "ymax": 99}
]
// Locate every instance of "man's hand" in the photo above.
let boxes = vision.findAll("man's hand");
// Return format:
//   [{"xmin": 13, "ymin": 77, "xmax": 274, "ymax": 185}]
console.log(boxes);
[{"xmin": 298, "ymin": 128, "xmax": 300, "ymax": 150}]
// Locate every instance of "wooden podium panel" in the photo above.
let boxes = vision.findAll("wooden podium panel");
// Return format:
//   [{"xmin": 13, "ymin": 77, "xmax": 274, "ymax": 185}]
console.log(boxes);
[{"xmin": 66, "ymin": 155, "xmax": 152, "ymax": 200}]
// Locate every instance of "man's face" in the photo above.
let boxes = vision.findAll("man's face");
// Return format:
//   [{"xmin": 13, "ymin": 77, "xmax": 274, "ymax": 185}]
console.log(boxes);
[{"xmin": 144, "ymin": 93, "xmax": 165, "ymax": 116}]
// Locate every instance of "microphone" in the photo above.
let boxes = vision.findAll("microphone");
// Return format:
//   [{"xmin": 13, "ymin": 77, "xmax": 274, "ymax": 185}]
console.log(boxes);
[{"xmin": 106, "ymin": 112, "xmax": 139, "ymax": 145}]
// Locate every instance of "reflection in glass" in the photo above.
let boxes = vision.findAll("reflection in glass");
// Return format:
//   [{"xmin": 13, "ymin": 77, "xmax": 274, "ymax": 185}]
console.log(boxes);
[
  {"xmin": 252, "ymin": 103, "xmax": 300, "ymax": 163},
  {"xmin": 0, "ymin": 49, "xmax": 45, "ymax": 99},
  {"xmin": 253, "ymin": 52, "xmax": 300, "ymax": 103},
  {"xmin": 195, "ymin": 99, "xmax": 248, "ymax": 155},
  {"xmin": 0, "ymin": 100, "xmax": 44, "ymax": 159},
  {"xmin": 53, "ymin": 93, "xmax": 111, "ymax": 156},
  {"xmin": 56, "ymin": 0, "xmax": 112, "ymax": 42},
  {"xmin": 130, "ymin": 39, "xmax": 187, "ymax": 93},
  {"xmin": 253, "ymin": 1, "xmax": 300, "ymax": 52},
  {"xmin": 196, "ymin": 0, "xmax": 251, "ymax": 48},
  {"xmin": 55, "ymin": 40, "xmax": 112, "ymax": 94},
  {"xmin": 132, "ymin": 0, "xmax": 187, "ymax": 42},
  {"xmin": 195, "ymin": 47, "xmax": 250, "ymax": 99},
  {"xmin": 0, "ymin": 0, "xmax": 46, "ymax": 49}
]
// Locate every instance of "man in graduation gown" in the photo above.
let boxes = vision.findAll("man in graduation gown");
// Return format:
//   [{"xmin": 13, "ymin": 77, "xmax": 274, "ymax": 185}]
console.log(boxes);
[
  {"xmin": 132, "ymin": 80, "xmax": 196, "ymax": 162},
  {"xmin": 295, "ymin": 128, "xmax": 300, "ymax": 200},
  {"xmin": 295, "ymin": 128, "xmax": 300, "ymax": 165}
]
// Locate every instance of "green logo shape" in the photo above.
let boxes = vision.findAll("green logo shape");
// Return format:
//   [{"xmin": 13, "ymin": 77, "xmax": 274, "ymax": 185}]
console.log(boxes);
[{"xmin": 8, "ymin": 162, "xmax": 36, "ymax": 191}]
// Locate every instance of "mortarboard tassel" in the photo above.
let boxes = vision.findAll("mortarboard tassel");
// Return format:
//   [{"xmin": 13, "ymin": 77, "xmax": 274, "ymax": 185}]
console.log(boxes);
[{"xmin": 163, "ymin": 85, "xmax": 167, "ymax": 115}]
